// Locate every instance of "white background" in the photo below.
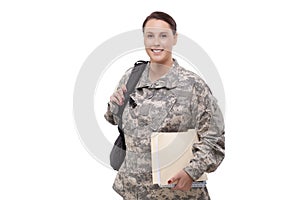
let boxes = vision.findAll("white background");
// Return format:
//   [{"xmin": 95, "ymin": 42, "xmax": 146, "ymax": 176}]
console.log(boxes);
[{"xmin": 1, "ymin": 0, "xmax": 299, "ymax": 199}]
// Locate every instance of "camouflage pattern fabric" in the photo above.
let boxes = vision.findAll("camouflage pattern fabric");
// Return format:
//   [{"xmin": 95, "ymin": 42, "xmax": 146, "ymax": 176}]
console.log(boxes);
[{"xmin": 105, "ymin": 60, "xmax": 225, "ymax": 199}]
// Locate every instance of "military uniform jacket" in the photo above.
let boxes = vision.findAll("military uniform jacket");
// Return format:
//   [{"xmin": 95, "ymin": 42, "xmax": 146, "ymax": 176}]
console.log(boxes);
[{"xmin": 105, "ymin": 60, "xmax": 225, "ymax": 199}]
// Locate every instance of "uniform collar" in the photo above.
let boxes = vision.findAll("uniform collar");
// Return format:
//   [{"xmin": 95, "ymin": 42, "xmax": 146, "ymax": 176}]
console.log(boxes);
[{"xmin": 136, "ymin": 59, "xmax": 180, "ymax": 89}]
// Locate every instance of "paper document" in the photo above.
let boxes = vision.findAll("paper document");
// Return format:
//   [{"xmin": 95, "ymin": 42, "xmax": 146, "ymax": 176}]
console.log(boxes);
[{"xmin": 151, "ymin": 129, "xmax": 207, "ymax": 187}]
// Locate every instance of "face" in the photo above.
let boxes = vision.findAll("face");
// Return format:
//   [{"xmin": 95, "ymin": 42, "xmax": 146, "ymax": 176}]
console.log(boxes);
[{"xmin": 144, "ymin": 19, "xmax": 177, "ymax": 66}]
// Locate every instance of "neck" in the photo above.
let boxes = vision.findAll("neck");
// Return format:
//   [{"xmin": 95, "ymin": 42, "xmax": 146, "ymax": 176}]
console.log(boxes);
[{"xmin": 149, "ymin": 59, "xmax": 173, "ymax": 82}]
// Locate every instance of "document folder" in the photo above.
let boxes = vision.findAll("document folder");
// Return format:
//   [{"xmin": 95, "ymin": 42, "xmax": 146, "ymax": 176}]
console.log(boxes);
[{"xmin": 151, "ymin": 129, "xmax": 207, "ymax": 187}]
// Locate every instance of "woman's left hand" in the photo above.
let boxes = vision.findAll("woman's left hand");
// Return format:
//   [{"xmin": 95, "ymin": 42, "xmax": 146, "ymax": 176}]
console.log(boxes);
[{"xmin": 168, "ymin": 170, "xmax": 193, "ymax": 191}]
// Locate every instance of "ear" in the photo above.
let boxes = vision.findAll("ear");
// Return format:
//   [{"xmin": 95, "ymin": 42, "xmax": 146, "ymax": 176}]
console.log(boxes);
[{"xmin": 173, "ymin": 32, "xmax": 178, "ymax": 46}]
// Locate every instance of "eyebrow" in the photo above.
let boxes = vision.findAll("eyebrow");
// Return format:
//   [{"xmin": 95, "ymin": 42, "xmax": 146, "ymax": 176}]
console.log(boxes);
[{"xmin": 145, "ymin": 31, "xmax": 169, "ymax": 34}]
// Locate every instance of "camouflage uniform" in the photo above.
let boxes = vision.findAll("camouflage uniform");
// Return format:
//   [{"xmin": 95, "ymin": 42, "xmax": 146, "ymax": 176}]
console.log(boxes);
[{"xmin": 105, "ymin": 60, "xmax": 225, "ymax": 200}]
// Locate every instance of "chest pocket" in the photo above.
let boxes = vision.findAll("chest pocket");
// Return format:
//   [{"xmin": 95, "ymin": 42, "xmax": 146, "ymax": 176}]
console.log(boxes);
[{"xmin": 129, "ymin": 89, "xmax": 177, "ymax": 132}]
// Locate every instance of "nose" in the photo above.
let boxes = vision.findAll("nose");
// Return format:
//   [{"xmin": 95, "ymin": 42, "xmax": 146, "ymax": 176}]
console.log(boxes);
[{"xmin": 154, "ymin": 36, "xmax": 160, "ymax": 46}]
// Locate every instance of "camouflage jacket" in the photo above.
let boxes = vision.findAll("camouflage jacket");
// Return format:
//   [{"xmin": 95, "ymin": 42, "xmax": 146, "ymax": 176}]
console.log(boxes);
[{"xmin": 105, "ymin": 60, "xmax": 225, "ymax": 199}]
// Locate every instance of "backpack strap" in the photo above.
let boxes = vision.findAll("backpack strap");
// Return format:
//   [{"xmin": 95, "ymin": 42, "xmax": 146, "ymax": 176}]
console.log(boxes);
[{"xmin": 117, "ymin": 60, "xmax": 148, "ymax": 129}]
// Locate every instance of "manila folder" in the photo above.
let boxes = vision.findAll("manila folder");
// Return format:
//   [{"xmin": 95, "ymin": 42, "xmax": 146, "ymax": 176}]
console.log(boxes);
[{"xmin": 151, "ymin": 129, "xmax": 207, "ymax": 186}]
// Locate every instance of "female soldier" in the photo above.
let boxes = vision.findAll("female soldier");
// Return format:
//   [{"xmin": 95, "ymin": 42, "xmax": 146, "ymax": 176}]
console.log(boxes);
[{"xmin": 105, "ymin": 11, "xmax": 225, "ymax": 200}]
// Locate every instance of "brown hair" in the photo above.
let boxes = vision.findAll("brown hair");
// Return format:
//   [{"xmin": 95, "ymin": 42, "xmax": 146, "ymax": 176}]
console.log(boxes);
[{"xmin": 142, "ymin": 11, "xmax": 177, "ymax": 35}]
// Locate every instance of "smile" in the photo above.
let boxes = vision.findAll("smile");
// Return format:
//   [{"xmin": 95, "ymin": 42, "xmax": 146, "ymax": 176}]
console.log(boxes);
[{"xmin": 151, "ymin": 49, "xmax": 164, "ymax": 53}]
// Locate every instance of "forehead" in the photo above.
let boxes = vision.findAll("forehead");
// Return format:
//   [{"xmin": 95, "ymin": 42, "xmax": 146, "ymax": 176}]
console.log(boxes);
[{"xmin": 144, "ymin": 19, "xmax": 172, "ymax": 33}]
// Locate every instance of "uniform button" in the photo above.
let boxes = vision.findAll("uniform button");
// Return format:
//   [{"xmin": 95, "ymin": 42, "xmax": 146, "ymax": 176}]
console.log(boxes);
[
  {"xmin": 147, "ymin": 93, "xmax": 154, "ymax": 99},
  {"xmin": 151, "ymin": 83, "xmax": 159, "ymax": 87}
]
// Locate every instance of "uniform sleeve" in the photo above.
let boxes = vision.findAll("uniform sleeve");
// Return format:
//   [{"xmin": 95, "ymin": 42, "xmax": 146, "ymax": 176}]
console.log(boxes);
[
  {"xmin": 104, "ymin": 103, "xmax": 118, "ymax": 125},
  {"xmin": 104, "ymin": 68, "xmax": 132, "ymax": 125},
  {"xmin": 184, "ymin": 81, "xmax": 225, "ymax": 181}
]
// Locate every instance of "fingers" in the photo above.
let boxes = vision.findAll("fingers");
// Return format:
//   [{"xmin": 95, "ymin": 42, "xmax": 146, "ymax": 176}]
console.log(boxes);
[
  {"xmin": 169, "ymin": 170, "xmax": 193, "ymax": 192},
  {"xmin": 172, "ymin": 179, "xmax": 191, "ymax": 192},
  {"xmin": 120, "ymin": 84, "xmax": 127, "ymax": 93},
  {"xmin": 172, "ymin": 179, "xmax": 187, "ymax": 191},
  {"xmin": 110, "ymin": 95, "xmax": 122, "ymax": 105},
  {"xmin": 168, "ymin": 175, "xmax": 179, "ymax": 185},
  {"xmin": 110, "ymin": 84, "xmax": 127, "ymax": 106},
  {"xmin": 170, "ymin": 175, "xmax": 181, "ymax": 190}
]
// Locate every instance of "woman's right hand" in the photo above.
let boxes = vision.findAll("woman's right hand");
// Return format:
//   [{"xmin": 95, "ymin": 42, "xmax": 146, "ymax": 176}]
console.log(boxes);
[{"xmin": 109, "ymin": 84, "xmax": 127, "ymax": 106}]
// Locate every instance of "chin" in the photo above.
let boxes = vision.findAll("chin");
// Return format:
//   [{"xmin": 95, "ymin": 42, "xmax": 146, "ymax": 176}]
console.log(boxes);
[
  {"xmin": 149, "ymin": 54, "xmax": 168, "ymax": 63},
  {"xmin": 150, "ymin": 58, "xmax": 166, "ymax": 64}
]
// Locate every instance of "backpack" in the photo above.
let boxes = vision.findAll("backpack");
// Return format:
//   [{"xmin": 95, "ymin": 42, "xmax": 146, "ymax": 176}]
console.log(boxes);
[{"xmin": 109, "ymin": 60, "xmax": 148, "ymax": 170}]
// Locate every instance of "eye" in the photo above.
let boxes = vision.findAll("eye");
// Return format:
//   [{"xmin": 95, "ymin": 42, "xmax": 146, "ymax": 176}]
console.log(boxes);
[
  {"xmin": 160, "ymin": 34, "xmax": 168, "ymax": 38},
  {"xmin": 146, "ymin": 34, "xmax": 154, "ymax": 38}
]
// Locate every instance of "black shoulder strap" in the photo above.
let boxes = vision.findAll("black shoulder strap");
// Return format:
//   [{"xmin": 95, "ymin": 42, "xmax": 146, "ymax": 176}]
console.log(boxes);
[{"xmin": 117, "ymin": 60, "xmax": 148, "ymax": 128}]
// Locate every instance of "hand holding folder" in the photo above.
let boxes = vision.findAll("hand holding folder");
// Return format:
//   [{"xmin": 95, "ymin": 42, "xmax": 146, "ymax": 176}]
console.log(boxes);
[{"xmin": 151, "ymin": 129, "xmax": 207, "ymax": 187}]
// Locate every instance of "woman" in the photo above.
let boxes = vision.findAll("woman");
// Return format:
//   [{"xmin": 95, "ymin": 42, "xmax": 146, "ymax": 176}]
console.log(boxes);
[{"xmin": 105, "ymin": 11, "xmax": 225, "ymax": 200}]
